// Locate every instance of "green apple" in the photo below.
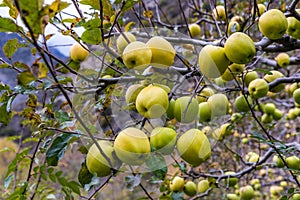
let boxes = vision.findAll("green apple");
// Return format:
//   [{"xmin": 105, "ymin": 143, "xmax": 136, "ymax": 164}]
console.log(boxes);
[
  {"xmin": 212, "ymin": 123, "xmax": 232, "ymax": 141},
  {"xmin": 183, "ymin": 181, "xmax": 197, "ymax": 196},
  {"xmin": 231, "ymin": 15, "xmax": 244, "ymax": 23},
  {"xmin": 248, "ymin": 78, "xmax": 269, "ymax": 99},
  {"xmin": 258, "ymin": 9, "xmax": 288, "ymax": 40},
  {"xmin": 272, "ymin": 109, "xmax": 283, "ymax": 120},
  {"xmin": 125, "ymin": 84, "xmax": 145, "ymax": 111},
  {"xmin": 226, "ymin": 193, "xmax": 239, "ymax": 200},
  {"xmin": 244, "ymin": 71, "xmax": 258, "ymax": 86},
  {"xmin": 207, "ymin": 93, "xmax": 229, "ymax": 117},
  {"xmin": 290, "ymin": 83, "xmax": 300, "ymax": 94},
  {"xmin": 242, "ymin": 138, "xmax": 249, "ymax": 144},
  {"xmin": 261, "ymin": 113, "xmax": 273, "ymax": 123},
  {"xmin": 239, "ymin": 185, "xmax": 254, "ymax": 200},
  {"xmin": 293, "ymin": 88, "xmax": 300, "ymax": 104},
  {"xmin": 292, "ymin": 193, "xmax": 300, "ymax": 200},
  {"xmin": 234, "ymin": 95, "xmax": 253, "ymax": 112},
  {"xmin": 280, "ymin": 181, "xmax": 287, "ymax": 187},
  {"xmin": 197, "ymin": 87, "xmax": 215, "ymax": 103},
  {"xmin": 227, "ymin": 21, "xmax": 241, "ymax": 35},
  {"xmin": 272, "ymin": 155, "xmax": 285, "ymax": 168},
  {"xmin": 198, "ymin": 45, "xmax": 230, "ymax": 78},
  {"xmin": 197, "ymin": 179, "xmax": 210, "ymax": 193},
  {"xmin": 221, "ymin": 63, "xmax": 245, "ymax": 81},
  {"xmin": 86, "ymin": 140, "xmax": 121, "ymax": 177},
  {"xmin": 146, "ymin": 36, "xmax": 175, "ymax": 68},
  {"xmin": 173, "ymin": 96, "xmax": 199, "ymax": 123},
  {"xmin": 287, "ymin": 108, "xmax": 300, "ymax": 120},
  {"xmin": 286, "ymin": 155, "xmax": 300, "ymax": 170},
  {"xmin": 136, "ymin": 85, "xmax": 169, "ymax": 119},
  {"xmin": 263, "ymin": 70, "xmax": 284, "ymax": 93},
  {"xmin": 213, "ymin": 5, "xmax": 226, "ymax": 21},
  {"xmin": 270, "ymin": 185, "xmax": 283, "ymax": 196},
  {"xmin": 245, "ymin": 152, "xmax": 260, "ymax": 163},
  {"xmin": 198, "ymin": 102, "xmax": 212, "ymax": 123},
  {"xmin": 231, "ymin": 112, "xmax": 242, "ymax": 122},
  {"xmin": 169, "ymin": 176, "xmax": 185, "ymax": 192},
  {"xmin": 177, "ymin": 129, "xmax": 211, "ymax": 167},
  {"xmin": 286, "ymin": 9, "xmax": 300, "ymax": 39},
  {"xmin": 275, "ymin": 53, "xmax": 290, "ymax": 67},
  {"xmin": 114, "ymin": 127, "xmax": 150, "ymax": 165},
  {"xmin": 150, "ymin": 127, "xmax": 177, "ymax": 155},
  {"xmin": 251, "ymin": 3, "xmax": 266, "ymax": 16},
  {"xmin": 263, "ymin": 103, "xmax": 276, "ymax": 114},
  {"xmin": 122, "ymin": 41, "xmax": 152, "ymax": 70},
  {"xmin": 70, "ymin": 43, "xmax": 89, "ymax": 62},
  {"xmin": 224, "ymin": 32, "xmax": 256, "ymax": 64},
  {"xmin": 224, "ymin": 171, "xmax": 238, "ymax": 187},
  {"xmin": 166, "ymin": 99, "xmax": 175, "ymax": 119},
  {"xmin": 188, "ymin": 23, "xmax": 201, "ymax": 38},
  {"xmin": 116, "ymin": 32, "xmax": 136, "ymax": 53}
]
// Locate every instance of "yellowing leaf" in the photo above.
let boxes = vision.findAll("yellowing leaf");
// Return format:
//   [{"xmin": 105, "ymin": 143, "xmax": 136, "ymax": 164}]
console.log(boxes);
[
  {"xmin": 38, "ymin": 63, "xmax": 48, "ymax": 78},
  {"xmin": 125, "ymin": 21, "xmax": 135, "ymax": 32},
  {"xmin": 17, "ymin": 71, "xmax": 36, "ymax": 86},
  {"xmin": 143, "ymin": 10, "xmax": 153, "ymax": 18}
]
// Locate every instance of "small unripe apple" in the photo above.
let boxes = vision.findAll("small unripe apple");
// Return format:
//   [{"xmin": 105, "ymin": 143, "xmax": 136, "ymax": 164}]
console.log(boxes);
[
  {"xmin": 183, "ymin": 181, "xmax": 197, "ymax": 196},
  {"xmin": 251, "ymin": 3, "xmax": 266, "ymax": 16},
  {"xmin": 125, "ymin": 84, "xmax": 145, "ymax": 111},
  {"xmin": 263, "ymin": 70, "xmax": 285, "ymax": 93},
  {"xmin": 293, "ymin": 88, "xmax": 300, "ymax": 105},
  {"xmin": 244, "ymin": 71, "xmax": 258, "ymax": 86},
  {"xmin": 246, "ymin": 152, "xmax": 260, "ymax": 163},
  {"xmin": 221, "ymin": 63, "xmax": 245, "ymax": 81},
  {"xmin": 213, "ymin": 5, "xmax": 226, "ymax": 21},
  {"xmin": 150, "ymin": 127, "xmax": 177, "ymax": 155},
  {"xmin": 275, "ymin": 53, "xmax": 290, "ymax": 68},
  {"xmin": 272, "ymin": 155, "xmax": 285, "ymax": 168},
  {"xmin": 248, "ymin": 78, "xmax": 269, "ymax": 99},
  {"xmin": 197, "ymin": 179, "xmax": 210, "ymax": 193},
  {"xmin": 270, "ymin": 185, "xmax": 283, "ymax": 196},
  {"xmin": 263, "ymin": 103, "xmax": 276, "ymax": 114},
  {"xmin": 261, "ymin": 113, "xmax": 273, "ymax": 123},
  {"xmin": 207, "ymin": 93, "xmax": 229, "ymax": 117},
  {"xmin": 226, "ymin": 193, "xmax": 239, "ymax": 200},
  {"xmin": 224, "ymin": 171, "xmax": 238, "ymax": 187},
  {"xmin": 272, "ymin": 109, "xmax": 283, "ymax": 120},
  {"xmin": 227, "ymin": 21, "xmax": 241, "ymax": 35},
  {"xmin": 239, "ymin": 185, "xmax": 254, "ymax": 200},
  {"xmin": 286, "ymin": 155, "xmax": 300, "ymax": 170},
  {"xmin": 169, "ymin": 176, "xmax": 185, "ymax": 192},
  {"xmin": 198, "ymin": 102, "xmax": 212, "ymax": 123},
  {"xmin": 234, "ymin": 95, "xmax": 253, "ymax": 112},
  {"xmin": 287, "ymin": 9, "xmax": 300, "ymax": 39},
  {"xmin": 173, "ymin": 96, "xmax": 199, "ymax": 123},
  {"xmin": 197, "ymin": 87, "xmax": 215, "ymax": 103},
  {"xmin": 116, "ymin": 32, "xmax": 136, "ymax": 53},
  {"xmin": 70, "ymin": 43, "xmax": 89, "ymax": 62},
  {"xmin": 188, "ymin": 23, "xmax": 201, "ymax": 38},
  {"xmin": 292, "ymin": 193, "xmax": 300, "ymax": 200}
]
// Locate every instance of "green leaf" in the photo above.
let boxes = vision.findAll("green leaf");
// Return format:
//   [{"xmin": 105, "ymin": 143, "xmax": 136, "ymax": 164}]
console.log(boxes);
[
  {"xmin": 125, "ymin": 174, "xmax": 142, "ymax": 191},
  {"xmin": 122, "ymin": 0, "xmax": 140, "ymax": 12},
  {"xmin": 0, "ymin": 63, "xmax": 10, "ymax": 68},
  {"xmin": 0, "ymin": 17, "xmax": 20, "ymax": 32},
  {"xmin": 81, "ymin": 28, "xmax": 102, "ymax": 44},
  {"xmin": 79, "ymin": 0, "xmax": 113, "ymax": 16},
  {"xmin": 2, "ymin": 0, "xmax": 18, "ymax": 19},
  {"xmin": 146, "ymin": 153, "xmax": 167, "ymax": 180},
  {"xmin": 17, "ymin": 71, "xmax": 36, "ymax": 86},
  {"xmin": 82, "ymin": 17, "xmax": 101, "ymax": 29},
  {"xmin": 0, "ymin": 103, "xmax": 12, "ymax": 125},
  {"xmin": 78, "ymin": 160, "xmax": 93, "ymax": 187},
  {"xmin": 54, "ymin": 110, "xmax": 71, "ymax": 123},
  {"xmin": 3, "ymin": 38, "xmax": 18, "ymax": 59},
  {"xmin": 171, "ymin": 192, "xmax": 184, "ymax": 200},
  {"xmin": 46, "ymin": 133, "xmax": 78, "ymax": 166},
  {"xmin": 67, "ymin": 181, "xmax": 81, "ymax": 195},
  {"xmin": 5, "ymin": 147, "xmax": 31, "ymax": 177}
]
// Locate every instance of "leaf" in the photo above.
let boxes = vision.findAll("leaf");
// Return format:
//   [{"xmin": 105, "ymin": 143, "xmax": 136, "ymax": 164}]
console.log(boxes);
[
  {"xmin": 2, "ymin": 0, "xmax": 18, "ymax": 19},
  {"xmin": 82, "ymin": 17, "xmax": 101, "ymax": 29},
  {"xmin": 78, "ymin": 160, "xmax": 93, "ymax": 187},
  {"xmin": 38, "ymin": 62, "xmax": 48, "ymax": 78},
  {"xmin": 17, "ymin": 71, "xmax": 36, "ymax": 86},
  {"xmin": 81, "ymin": 29, "xmax": 102, "ymax": 44},
  {"xmin": 5, "ymin": 147, "xmax": 31, "ymax": 178},
  {"xmin": 146, "ymin": 153, "xmax": 167, "ymax": 180},
  {"xmin": 54, "ymin": 110, "xmax": 71, "ymax": 123},
  {"xmin": 0, "ymin": 17, "xmax": 20, "ymax": 32},
  {"xmin": 68, "ymin": 181, "xmax": 81, "ymax": 195},
  {"xmin": 4, "ymin": 174, "xmax": 14, "ymax": 189},
  {"xmin": 79, "ymin": 0, "xmax": 113, "ymax": 16},
  {"xmin": 46, "ymin": 133, "xmax": 78, "ymax": 166},
  {"xmin": 3, "ymin": 38, "xmax": 18, "ymax": 59},
  {"xmin": 122, "ymin": 0, "xmax": 140, "ymax": 12},
  {"xmin": 0, "ymin": 103, "xmax": 12, "ymax": 125},
  {"xmin": 125, "ymin": 174, "xmax": 142, "ymax": 191},
  {"xmin": 26, "ymin": 94, "xmax": 37, "ymax": 108},
  {"xmin": 48, "ymin": 0, "xmax": 70, "ymax": 18},
  {"xmin": 0, "ymin": 63, "xmax": 10, "ymax": 68},
  {"xmin": 171, "ymin": 192, "xmax": 184, "ymax": 200}
]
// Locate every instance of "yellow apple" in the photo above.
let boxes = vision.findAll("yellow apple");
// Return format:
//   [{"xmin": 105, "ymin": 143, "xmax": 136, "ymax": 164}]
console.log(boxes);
[
  {"xmin": 198, "ymin": 45, "xmax": 230, "ymax": 78},
  {"xmin": 234, "ymin": 95, "xmax": 253, "ymax": 112},
  {"xmin": 251, "ymin": 3, "xmax": 266, "ymax": 16},
  {"xmin": 231, "ymin": 15, "xmax": 244, "ymax": 23},
  {"xmin": 245, "ymin": 152, "xmax": 260, "ymax": 163},
  {"xmin": 224, "ymin": 32, "xmax": 256, "ymax": 64},
  {"xmin": 212, "ymin": 123, "xmax": 232, "ymax": 141},
  {"xmin": 272, "ymin": 109, "xmax": 283, "ymax": 120},
  {"xmin": 293, "ymin": 88, "xmax": 300, "ymax": 104},
  {"xmin": 226, "ymin": 193, "xmax": 239, "ymax": 200},
  {"xmin": 86, "ymin": 140, "xmax": 121, "ymax": 177},
  {"xmin": 169, "ymin": 176, "xmax": 185, "ymax": 192},
  {"xmin": 188, "ymin": 23, "xmax": 201, "ymax": 38},
  {"xmin": 207, "ymin": 93, "xmax": 229, "ymax": 117},
  {"xmin": 136, "ymin": 85, "xmax": 169, "ymax": 119},
  {"xmin": 197, "ymin": 87, "xmax": 215, "ymax": 103},
  {"xmin": 183, "ymin": 181, "xmax": 197, "ymax": 196},
  {"xmin": 286, "ymin": 155, "xmax": 300, "ymax": 170},
  {"xmin": 213, "ymin": 5, "xmax": 226, "ymax": 21},
  {"xmin": 258, "ymin": 9, "xmax": 288, "ymax": 40},
  {"xmin": 150, "ymin": 127, "xmax": 177, "ymax": 155},
  {"xmin": 261, "ymin": 113, "xmax": 273, "ymax": 123},
  {"xmin": 114, "ymin": 127, "xmax": 150, "ymax": 165},
  {"xmin": 287, "ymin": 9, "xmax": 300, "ymax": 39},
  {"xmin": 197, "ymin": 179, "xmax": 210, "ymax": 193},
  {"xmin": 146, "ymin": 36, "xmax": 175, "ymax": 68},
  {"xmin": 198, "ymin": 102, "xmax": 212, "ymax": 123},
  {"xmin": 70, "ymin": 43, "xmax": 89, "ymax": 62},
  {"xmin": 122, "ymin": 41, "xmax": 152, "ymax": 69},
  {"xmin": 272, "ymin": 155, "xmax": 285, "ymax": 168},
  {"xmin": 239, "ymin": 185, "xmax": 254, "ymax": 200},
  {"xmin": 270, "ymin": 185, "xmax": 283, "ymax": 196},
  {"xmin": 275, "ymin": 53, "xmax": 290, "ymax": 68},
  {"xmin": 176, "ymin": 129, "xmax": 211, "ymax": 167},
  {"xmin": 227, "ymin": 21, "xmax": 241, "ymax": 35},
  {"xmin": 125, "ymin": 84, "xmax": 145, "ymax": 111},
  {"xmin": 263, "ymin": 70, "xmax": 284, "ymax": 93},
  {"xmin": 173, "ymin": 96, "xmax": 199, "ymax": 123},
  {"xmin": 116, "ymin": 32, "xmax": 136, "ymax": 53},
  {"xmin": 221, "ymin": 63, "xmax": 245, "ymax": 81},
  {"xmin": 248, "ymin": 78, "xmax": 269, "ymax": 99},
  {"xmin": 293, "ymin": 193, "xmax": 300, "ymax": 200},
  {"xmin": 244, "ymin": 71, "xmax": 258, "ymax": 86}
]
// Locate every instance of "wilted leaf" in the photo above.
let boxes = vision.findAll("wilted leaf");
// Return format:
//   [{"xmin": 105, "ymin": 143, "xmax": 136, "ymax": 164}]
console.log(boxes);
[
  {"xmin": 38, "ymin": 62, "xmax": 48, "ymax": 78},
  {"xmin": 143, "ymin": 10, "xmax": 153, "ymax": 18},
  {"xmin": 124, "ymin": 21, "xmax": 135, "ymax": 32},
  {"xmin": 26, "ymin": 94, "xmax": 37, "ymax": 108}
]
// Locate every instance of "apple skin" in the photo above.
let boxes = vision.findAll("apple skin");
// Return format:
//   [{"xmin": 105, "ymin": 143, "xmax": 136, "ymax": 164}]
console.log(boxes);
[
  {"xmin": 264, "ymin": 103, "xmax": 276, "ymax": 114},
  {"xmin": 198, "ymin": 102, "xmax": 212, "ymax": 123},
  {"xmin": 176, "ymin": 129, "xmax": 211, "ymax": 167},
  {"xmin": 270, "ymin": 185, "xmax": 283, "ymax": 196},
  {"xmin": 150, "ymin": 127, "xmax": 177, "ymax": 155},
  {"xmin": 287, "ymin": 9, "xmax": 300, "ymax": 39},
  {"xmin": 125, "ymin": 84, "xmax": 145, "ymax": 111},
  {"xmin": 234, "ymin": 95, "xmax": 253, "ymax": 112},
  {"xmin": 183, "ymin": 181, "xmax": 197, "ymax": 196},
  {"xmin": 136, "ymin": 85, "xmax": 169, "ymax": 119},
  {"xmin": 114, "ymin": 127, "xmax": 151, "ymax": 166},
  {"xmin": 146, "ymin": 36, "xmax": 175, "ymax": 68},
  {"xmin": 275, "ymin": 53, "xmax": 290, "ymax": 68},
  {"xmin": 198, "ymin": 45, "xmax": 230, "ymax": 78},
  {"xmin": 248, "ymin": 78, "xmax": 269, "ymax": 99},
  {"xmin": 227, "ymin": 21, "xmax": 241, "ymax": 35},
  {"xmin": 239, "ymin": 185, "xmax": 255, "ymax": 200},
  {"xmin": 258, "ymin": 9, "xmax": 288, "ymax": 40},
  {"xmin": 221, "ymin": 63, "xmax": 245, "ymax": 81},
  {"xmin": 116, "ymin": 32, "xmax": 136, "ymax": 53},
  {"xmin": 169, "ymin": 176, "xmax": 185, "ymax": 192},
  {"xmin": 213, "ymin": 5, "xmax": 226, "ymax": 21},
  {"xmin": 286, "ymin": 155, "xmax": 300, "ymax": 170},
  {"xmin": 244, "ymin": 71, "xmax": 258, "ymax": 86},
  {"xmin": 188, "ymin": 23, "xmax": 201, "ymax": 38},
  {"xmin": 122, "ymin": 41, "xmax": 152, "ymax": 70},
  {"xmin": 263, "ymin": 70, "xmax": 285, "ymax": 93},
  {"xmin": 293, "ymin": 88, "xmax": 300, "ymax": 105},
  {"xmin": 261, "ymin": 113, "xmax": 273, "ymax": 123},
  {"xmin": 86, "ymin": 140, "xmax": 121, "ymax": 177},
  {"xmin": 173, "ymin": 96, "xmax": 199, "ymax": 123},
  {"xmin": 292, "ymin": 193, "xmax": 300, "ymax": 200},
  {"xmin": 197, "ymin": 179, "xmax": 210, "ymax": 193},
  {"xmin": 224, "ymin": 32, "xmax": 256, "ymax": 64},
  {"xmin": 207, "ymin": 93, "xmax": 229, "ymax": 117},
  {"xmin": 70, "ymin": 43, "xmax": 89, "ymax": 62},
  {"xmin": 272, "ymin": 109, "xmax": 283, "ymax": 120}
]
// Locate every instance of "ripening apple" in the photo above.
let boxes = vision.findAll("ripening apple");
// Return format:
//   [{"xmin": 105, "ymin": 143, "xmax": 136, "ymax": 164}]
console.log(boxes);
[
  {"xmin": 122, "ymin": 41, "xmax": 152, "ymax": 70},
  {"xmin": 261, "ymin": 113, "xmax": 273, "ymax": 123},
  {"xmin": 224, "ymin": 171, "xmax": 238, "ymax": 187},
  {"xmin": 207, "ymin": 93, "xmax": 229, "ymax": 117},
  {"xmin": 248, "ymin": 78, "xmax": 269, "ymax": 99},
  {"xmin": 275, "ymin": 53, "xmax": 290, "ymax": 68},
  {"xmin": 212, "ymin": 123, "xmax": 232, "ymax": 141},
  {"xmin": 239, "ymin": 185, "xmax": 255, "ymax": 200},
  {"xmin": 270, "ymin": 185, "xmax": 283, "ymax": 196},
  {"xmin": 197, "ymin": 87, "xmax": 215, "ymax": 103},
  {"xmin": 125, "ymin": 84, "xmax": 145, "ymax": 111},
  {"xmin": 293, "ymin": 88, "xmax": 300, "ymax": 105},
  {"xmin": 183, "ymin": 181, "xmax": 197, "ymax": 196},
  {"xmin": 86, "ymin": 140, "xmax": 121, "ymax": 177},
  {"xmin": 213, "ymin": 5, "xmax": 226, "ymax": 21},
  {"xmin": 263, "ymin": 70, "xmax": 285, "ymax": 93},
  {"xmin": 226, "ymin": 193, "xmax": 239, "ymax": 200},
  {"xmin": 135, "ymin": 85, "xmax": 169, "ymax": 119},
  {"xmin": 234, "ymin": 94, "xmax": 253, "ymax": 112},
  {"xmin": 245, "ymin": 152, "xmax": 260, "ymax": 163},
  {"xmin": 173, "ymin": 96, "xmax": 199, "ymax": 123},
  {"xmin": 287, "ymin": 9, "xmax": 300, "ymax": 39},
  {"xmin": 188, "ymin": 23, "xmax": 201, "ymax": 38},
  {"xmin": 224, "ymin": 32, "xmax": 256, "ymax": 64},
  {"xmin": 293, "ymin": 193, "xmax": 300, "ymax": 200},
  {"xmin": 197, "ymin": 179, "xmax": 210, "ymax": 194},
  {"xmin": 251, "ymin": 3, "xmax": 266, "ymax": 16},
  {"xmin": 263, "ymin": 103, "xmax": 276, "ymax": 114},
  {"xmin": 272, "ymin": 155, "xmax": 285, "ymax": 168},
  {"xmin": 116, "ymin": 32, "xmax": 136, "ymax": 53},
  {"xmin": 169, "ymin": 176, "xmax": 185, "ymax": 192},
  {"xmin": 231, "ymin": 15, "xmax": 244, "ymax": 23},
  {"xmin": 244, "ymin": 71, "xmax": 259, "ymax": 86},
  {"xmin": 70, "ymin": 43, "xmax": 89, "ymax": 62},
  {"xmin": 146, "ymin": 36, "xmax": 175, "ymax": 68},
  {"xmin": 150, "ymin": 127, "xmax": 177, "ymax": 155},
  {"xmin": 198, "ymin": 45, "xmax": 230, "ymax": 78},
  {"xmin": 177, "ymin": 129, "xmax": 211, "ymax": 167},
  {"xmin": 272, "ymin": 109, "xmax": 283, "ymax": 120},
  {"xmin": 286, "ymin": 155, "xmax": 300, "ymax": 170},
  {"xmin": 114, "ymin": 127, "xmax": 151, "ymax": 165},
  {"xmin": 227, "ymin": 21, "xmax": 241, "ymax": 35},
  {"xmin": 198, "ymin": 102, "xmax": 212, "ymax": 123},
  {"xmin": 221, "ymin": 63, "xmax": 245, "ymax": 81},
  {"xmin": 258, "ymin": 9, "xmax": 288, "ymax": 40}
]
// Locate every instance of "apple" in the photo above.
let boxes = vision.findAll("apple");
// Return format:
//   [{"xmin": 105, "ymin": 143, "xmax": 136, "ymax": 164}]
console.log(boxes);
[
  {"xmin": 212, "ymin": 123, "xmax": 232, "ymax": 141},
  {"xmin": 136, "ymin": 85, "xmax": 169, "ymax": 119},
  {"xmin": 244, "ymin": 71, "xmax": 258, "ymax": 86},
  {"xmin": 213, "ymin": 5, "xmax": 226, "ymax": 21},
  {"xmin": 234, "ymin": 94, "xmax": 253, "ymax": 112},
  {"xmin": 280, "ymin": 181, "xmax": 287, "ymax": 187},
  {"xmin": 245, "ymin": 152, "xmax": 260, "ymax": 163},
  {"xmin": 258, "ymin": 9, "xmax": 288, "ymax": 40},
  {"xmin": 125, "ymin": 84, "xmax": 145, "ymax": 111},
  {"xmin": 150, "ymin": 127, "xmax": 177, "ymax": 155},
  {"xmin": 198, "ymin": 102, "xmax": 212, "ymax": 123},
  {"xmin": 270, "ymin": 185, "xmax": 283, "ymax": 196},
  {"xmin": 242, "ymin": 138, "xmax": 249, "ymax": 144},
  {"xmin": 275, "ymin": 53, "xmax": 290, "ymax": 68},
  {"xmin": 198, "ymin": 45, "xmax": 230, "ymax": 78},
  {"xmin": 231, "ymin": 15, "xmax": 244, "ymax": 23},
  {"xmin": 183, "ymin": 181, "xmax": 197, "ymax": 196},
  {"xmin": 224, "ymin": 171, "xmax": 238, "ymax": 187},
  {"xmin": 227, "ymin": 21, "xmax": 241, "ymax": 35},
  {"xmin": 116, "ymin": 32, "xmax": 136, "ymax": 53},
  {"xmin": 261, "ymin": 113, "xmax": 273, "ymax": 123},
  {"xmin": 251, "ymin": 3, "xmax": 266, "ymax": 16},
  {"xmin": 226, "ymin": 193, "xmax": 239, "ymax": 200},
  {"xmin": 70, "ymin": 43, "xmax": 89, "ymax": 62},
  {"xmin": 207, "ymin": 93, "xmax": 229, "ymax": 117},
  {"xmin": 239, "ymin": 185, "xmax": 254, "ymax": 200},
  {"xmin": 286, "ymin": 155, "xmax": 300, "ymax": 170},
  {"xmin": 173, "ymin": 96, "xmax": 199, "ymax": 123},
  {"xmin": 221, "ymin": 63, "xmax": 245, "ymax": 81},
  {"xmin": 122, "ymin": 41, "xmax": 152, "ymax": 69},
  {"xmin": 86, "ymin": 140, "xmax": 121, "ymax": 177},
  {"xmin": 290, "ymin": 83, "xmax": 300, "ymax": 94},
  {"xmin": 166, "ymin": 99, "xmax": 175, "ymax": 119},
  {"xmin": 197, "ymin": 179, "xmax": 210, "ymax": 193},
  {"xmin": 293, "ymin": 88, "xmax": 300, "ymax": 104},
  {"xmin": 263, "ymin": 70, "xmax": 284, "ymax": 93},
  {"xmin": 231, "ymin": 112, "xmax": 242, "ymax": 122},
  {"xmin": 272, "ymin": 155, "xmax": 285, "ymax": 168},
  {"xmin": 176, "ymin": 129, "xmax": 211, "ymax": 167},
  {"xmin": 188, "ymin": 23, "xmax": 201, "ymax": 38},
  {"xmin": 263, "ymin": 103, "xmax": 276, "ymax": 114},
  {"xmin": 272, "ymin": 109, "xmax": 283, "ymax": 120},
  {"xmin": 197, "ymin": 87, "xmax": 215, "ymax": 103},
  {"xmin": 114, "ymin": 127, "xmax": 151, "ymax": 165},
  {"xmin": 248, "ymin": 78, "xmax": 269, "ymax": 99},
  {"xmin": 287, "ymin": 108, "xmax": 300, "ymax": 120},
  {"xmin": 286, "ymin": 9, "xmax": 300, "ymax": 39},
  {"xmin": 169, "ymin": 176, "xmax": 185, "ymax": 192},
  {"xmin": 292, "ymin": 194, "xmax": 300, "ymax": 200},
  {"xmin": 224, "ymin": 32, "xmax": 256, "ymax": 64},
  {"xmin": 146, "ymin": 36, "xmax": 175, "ymax": 68}
]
